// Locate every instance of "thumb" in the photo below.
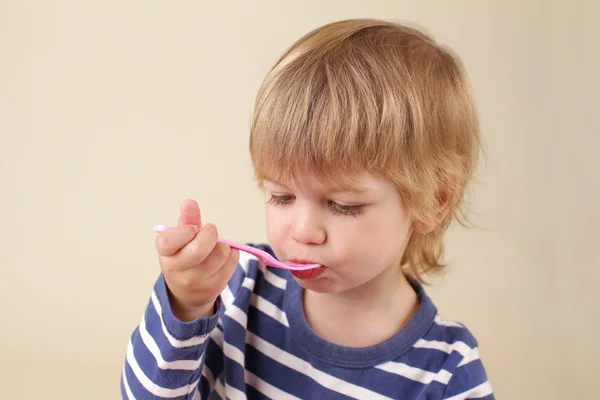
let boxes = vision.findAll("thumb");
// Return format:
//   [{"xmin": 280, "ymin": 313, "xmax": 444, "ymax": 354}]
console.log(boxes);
[{"xmin": 177, "ymin": 198, "xmax": 202, "ymax": 228}]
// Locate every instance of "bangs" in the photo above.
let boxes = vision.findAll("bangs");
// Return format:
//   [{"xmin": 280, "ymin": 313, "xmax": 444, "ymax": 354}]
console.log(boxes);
[{"xmin": 249, "ymin": 37, "xmax": 411, "ymax": 189}]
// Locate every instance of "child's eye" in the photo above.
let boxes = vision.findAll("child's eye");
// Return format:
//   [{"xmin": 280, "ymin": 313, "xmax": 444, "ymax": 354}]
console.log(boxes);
[
  {"xmin": 267, "ymin": 194, "xmax": 295, "ymax": 206},
  {"xmin": 329, "ymin": 201, "xmax": 364, "ymax": 217}
]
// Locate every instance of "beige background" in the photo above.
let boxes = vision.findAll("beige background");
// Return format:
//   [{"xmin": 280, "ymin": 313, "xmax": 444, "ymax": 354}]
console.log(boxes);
[{"xmin": 1, "ymin": 0, "xmax": 598, "ymax": 399}]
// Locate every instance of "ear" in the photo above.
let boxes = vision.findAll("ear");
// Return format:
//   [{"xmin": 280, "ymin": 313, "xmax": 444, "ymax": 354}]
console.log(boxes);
[{"xmin": 412, "ymin": 188, "xmax": 453, "ymax": 234}]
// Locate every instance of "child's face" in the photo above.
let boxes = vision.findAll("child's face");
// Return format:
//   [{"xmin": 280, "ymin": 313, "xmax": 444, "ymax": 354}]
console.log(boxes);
[{"xmin": 263, "ymin": 171, "xmax": 413, "ymax": 294}]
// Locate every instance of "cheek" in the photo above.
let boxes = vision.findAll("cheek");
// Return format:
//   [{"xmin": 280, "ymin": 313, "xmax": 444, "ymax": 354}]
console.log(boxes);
[
  {"xmin": 337, "ymin": 207, "xmax": 411, "ymax": 264},
  {"xmin": 378, "ymin": 209, "xmax": 412, "ymax": 248},
  {"xmin": 377, "ymin": 209, "xmax": 412, "ymax": 264},
  {"xmin": 326, "ymin": 218, "xmax": 381, "ymax": 266},
  {"xmin": 265, "ymin": 207, "xmax": 288, "ymax": 248}
]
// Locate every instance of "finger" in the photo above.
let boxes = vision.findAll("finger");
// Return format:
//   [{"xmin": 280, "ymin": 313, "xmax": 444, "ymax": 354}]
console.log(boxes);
[
  {"xmin": 215, "ymin": 247, "xmax": 240, "ymax": 282},
  {"xmin": 156, "ymin": 225, "xmax": 199, "ymax": 257},
  {"xmin": 199, "ymin": 241, "xmax": 232, "ymax": 276},
  {"xmin": 187, "ymin": 246, "xmax": 239, "ymax": 294},
  {"xmin": 178, "ymin": 199, "xmax": 202, "ymax": 228},
  {"xmin": 169, "ymin": 223, "xmax": 219, "ymax": 270}
]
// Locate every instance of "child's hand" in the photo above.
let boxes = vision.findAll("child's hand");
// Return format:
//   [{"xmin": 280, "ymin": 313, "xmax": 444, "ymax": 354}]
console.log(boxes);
[{"xmin": 155, "ymin": 199, "xmax": 240, "ymax": 322}]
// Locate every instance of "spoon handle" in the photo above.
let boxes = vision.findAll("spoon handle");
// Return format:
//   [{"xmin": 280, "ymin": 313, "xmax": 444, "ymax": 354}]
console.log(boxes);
[{"xmin": 152, "ymin": 224, "xmax": 320, "ymax": 270}]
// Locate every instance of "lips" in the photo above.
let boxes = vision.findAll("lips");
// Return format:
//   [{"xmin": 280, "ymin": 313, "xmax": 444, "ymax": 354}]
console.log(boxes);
[
  {"xmin": 290, "ymin": 267, "xmax": 325, "ymax": 279},
  {"xmin": 289, "ymin": 258, "xmax": 319, "ymax": 265},
  {"xmin": 288, "ymin": 258, "xmax": 325, "ymax": 280}
]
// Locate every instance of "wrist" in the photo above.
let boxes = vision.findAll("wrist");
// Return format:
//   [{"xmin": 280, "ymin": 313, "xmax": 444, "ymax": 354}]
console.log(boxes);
[
  {"xmin": 175, "ymin": 302, "xmax": 215, "ymax": 322},
  {"xmin": 168, "ymin": 291, "xmax": 216, "ymax": 322}
]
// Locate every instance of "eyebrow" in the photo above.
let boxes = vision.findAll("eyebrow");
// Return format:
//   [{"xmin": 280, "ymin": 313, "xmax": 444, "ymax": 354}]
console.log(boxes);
[
  {"xmin": 326, "ymin": 186, "xmax": 369, "ymax": 194},
  {"xmin": 263, "ymin": 179, "xmax": 370, "ymax": 194}
]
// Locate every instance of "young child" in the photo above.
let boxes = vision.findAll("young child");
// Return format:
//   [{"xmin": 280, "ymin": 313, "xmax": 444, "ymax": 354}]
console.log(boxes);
[{"xmin": 121, "ymin": 18, "xmax": 494, "ymax": 399}]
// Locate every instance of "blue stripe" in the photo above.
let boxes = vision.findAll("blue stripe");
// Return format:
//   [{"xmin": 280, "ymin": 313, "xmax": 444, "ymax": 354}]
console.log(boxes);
[
  {"xmin": 153, "ymin": 275, "xmax": 221, "ymax": 340},
  {"xmin": 203, "ymin": 338, "xmax": 225, "ymax": 386},
  {"xmin": 423, "ymin": 321, "xmax": 478, "ymax": 348},
  {"xmin": 245, "ymin": 384, "xmax": 274, "ymax": 400},
  {"xmin": 400, "ymin": 346, "xmax": 458, "ymax": 373},
  {"xmin": 130, "ymin": 335, "xmax": 200, "ymax": 390},
  {"xmin": 123, "ymin": 360, "xmax": 194, "ymax": 400},
  {"xmin": 473, "ymin": 395, "xmax": 495, "ymax": 400},
  {"xmin": 443, "ymin": 358, "xmax": 490, "ymax": 398},
  {"xmin": 141, "ymin": 310, "xmax": 206, "ymax": 363},
  {"xmin": 252, "ymin": 267, "xmax": 288, "ymax": 304},
  {"xmin": 244, "ymin": 345, "xmax": 357, "ymax": 399},
  {"xmin": 220, "ymin": 342, "xmax": 248, "ymax": 394},
  {"xmin": 197, "ymin": 374, "xmax": 213, "ymax": 398},
  {"xmin": 226, "ymin": 260, "xmax": 250, "ymax": 295}
]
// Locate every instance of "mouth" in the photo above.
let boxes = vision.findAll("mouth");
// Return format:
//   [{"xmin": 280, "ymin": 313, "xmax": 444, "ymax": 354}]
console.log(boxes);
[
  {"xmin": 289, "ymin": 258, "xmax": 319, "ymax": 265},
  {"xmin": 288, "ymin": 259, "xmax": 325, "ymax": 279}
]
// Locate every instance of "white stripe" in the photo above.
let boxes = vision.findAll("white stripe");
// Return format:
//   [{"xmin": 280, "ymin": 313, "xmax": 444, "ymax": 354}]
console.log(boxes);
[
  {"xmin": 210, "ymin": 327, "xmax": 225, "ymax": 349},
  {"xmin": 223, "ymin": 265, "xmax": 289, "ymax": 328},
  {"xmin": 211, "ymin": 329, "xmax": 251, "ymax": 398},
  {"xmin": 151, "ymin": 291, "xmax": 208, "ymax": 348},
  {"xmin": 444, "ymin": 381, "xmax": 493, "ymax": 400},
  {"xmin": 250, "ymin": 293, "xmax": 290, "ymax": 327},
  {"xmin": 223, "ymin": 337, "xmax": 246, "ymax": 367},
  {"xmin": 221, "ymin": 284, "xmax": 234, "ymax": 307},
  {"xmin": 225, "ymin": 383, "xmax": 247, "ymax": 400},
  {"xmin": 458, "ymin": 347, "xmax": 480, "ymax": 367},
  {"xmin": 242, "ymin": 278, "xmax": 255, "ymax": 291},
  {"xmin": 201, "ymin": 362, "xmax": 215, "ymax": 392},
  {"xmin": 222, "ymin": 276, "xmax": 255, "ymax": 308},
  {"xmin": 258, "ymin": 263, "xmax": 288, "ymax": 290},
  {"xmin": 240, "ymin": 251, "xmax": 287, "ymax": 291},
  {"xmin": 194, "ymin": 388, "xmax": 200, "ymax": 400},
  {"xmin": 221, "ymin": 251, "xmax": 255, "ymax": 307},
  {"xmin": 214, "ymin": 327, "xmax": 378, "ymax": 400},
  {"xmin": 212, "ymin": 326, "xmax": 246, "ymax": 368},
  {"xmin": 225, "ymin": 303, "xmax": 249, "ymax": 327},
  {"xmin": 239, "ymin": 251, "xmax": 256, "ymax": 273},
  {"xmin": 126, "ymin": 339, "xmax": 199, "ymax": 398},
  {"xmin": 215, "ymin": 327, "xmax": 296, "ymax": 399},
  {"xmin": 213, "ymin": 375, "xmax": 225, "ymax": 398},
  {"xmin": 414, "ymin": 339, "xmax": 472, "ymax": 357},
  {"xmin": 245, "ymin": 370, "xmax": 302, "ymax": 400},
  {"xmin": 435, "ymin": 369, "xmax": 453, "ymax": 385},
  {"xmin": 122, "ymin": 365, "xmax": 137, "ymax": 400},
  {"xmin": 434, "ymin": 315, "xmax": 464, "ymax": 328},
  {"xmin": 375, "ymin": 362, "xmax": 452, "ymax": 385},
  {"xmin": 246, "ymin": 332, "xmax": 393, "ymax": 400},
  {"xmin": 139, "ymin": 316, "xmax": 201, "ymax": 370}
]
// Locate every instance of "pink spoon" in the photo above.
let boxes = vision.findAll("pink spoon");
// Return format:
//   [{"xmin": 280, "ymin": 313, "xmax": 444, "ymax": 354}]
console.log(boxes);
[{"xmin": 153, "ymin": 224, "xmax": 321, "ymax": 271}]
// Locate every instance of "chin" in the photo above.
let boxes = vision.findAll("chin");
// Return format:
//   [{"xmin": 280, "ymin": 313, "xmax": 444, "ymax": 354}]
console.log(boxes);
[{"xmin": 292, "ymin": 276, "xmax": 345, "ymax": 294}]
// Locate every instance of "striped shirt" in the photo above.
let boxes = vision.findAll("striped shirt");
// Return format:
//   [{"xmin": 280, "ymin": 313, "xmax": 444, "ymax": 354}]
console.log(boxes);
[{"xmin": 121, "ymin": 243, "xmax": 494, "ymax": 399}]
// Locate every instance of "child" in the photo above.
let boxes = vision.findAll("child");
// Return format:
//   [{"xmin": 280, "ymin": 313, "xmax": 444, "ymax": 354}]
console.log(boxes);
[{"xmin": 121, "ymin": 18, "xmax": 494, "ymax": 399}]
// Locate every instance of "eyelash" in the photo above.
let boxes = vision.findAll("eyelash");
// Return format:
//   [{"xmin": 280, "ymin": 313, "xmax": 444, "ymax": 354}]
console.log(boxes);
[{"xmin": 267, "ymin": 195, "xmax": 365, "ymax": 217}]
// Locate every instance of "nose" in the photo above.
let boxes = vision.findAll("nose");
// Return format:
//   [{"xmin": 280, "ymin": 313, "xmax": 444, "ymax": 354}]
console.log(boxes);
[{"xmin": 291, "ymin": 206, "xmax": 326, "ymax": 245}]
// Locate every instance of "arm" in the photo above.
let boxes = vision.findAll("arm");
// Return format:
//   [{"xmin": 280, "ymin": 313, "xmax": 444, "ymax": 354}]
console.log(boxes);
[
  {"xmin": 121, "ymin": 275, "xmax": 222, "ymax": 399},
  {"xmin": 120, "ymin": 200, "xmax": 239, "ymax": 399},
  {"xmin": 442, "ymin": 347, "xmax": 495, "ymax": 400}
]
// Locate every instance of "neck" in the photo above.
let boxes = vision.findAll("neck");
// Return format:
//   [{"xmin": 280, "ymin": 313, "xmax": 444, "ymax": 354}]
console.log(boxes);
[{"xmin": 303, "ymin": 265, "xmax": 419, "ymax": 348}]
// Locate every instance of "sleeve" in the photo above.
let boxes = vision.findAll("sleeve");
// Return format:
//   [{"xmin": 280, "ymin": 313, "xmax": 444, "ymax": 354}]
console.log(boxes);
[
  {"xmin": 442, "ymin": 347, "xmax": 495, "ymax": 399},
  {"xmin": 120, "ymin": 273, "xmax": 223, "ymax": 400}
]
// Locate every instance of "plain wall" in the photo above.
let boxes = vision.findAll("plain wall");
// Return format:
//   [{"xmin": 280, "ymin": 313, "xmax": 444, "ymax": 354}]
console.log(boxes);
[{"xmin": 1, "ymin": 0, "xmax": 598, "ymax": 398}]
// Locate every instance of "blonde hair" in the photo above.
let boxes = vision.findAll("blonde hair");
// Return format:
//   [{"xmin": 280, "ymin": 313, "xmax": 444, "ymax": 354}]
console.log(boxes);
[{"xmin": 249, "ymin": 18, "xmax": 481, "ymax": 282}]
